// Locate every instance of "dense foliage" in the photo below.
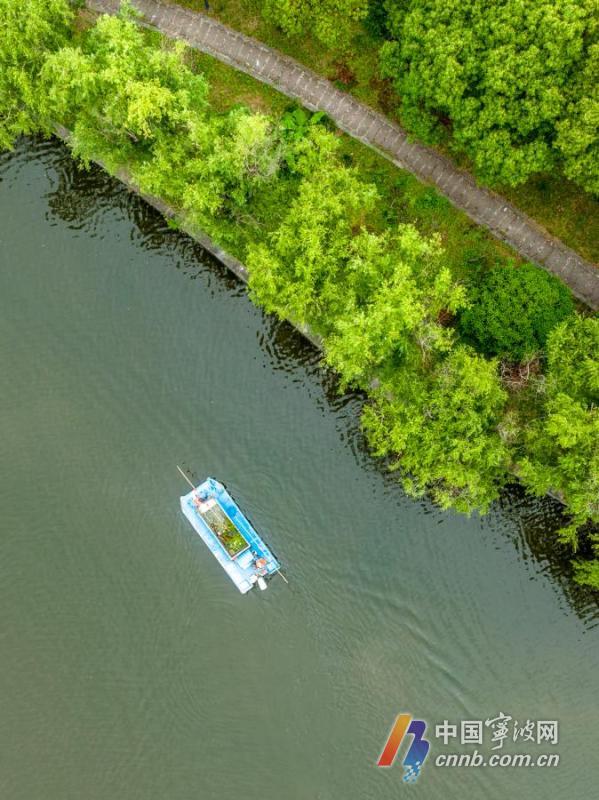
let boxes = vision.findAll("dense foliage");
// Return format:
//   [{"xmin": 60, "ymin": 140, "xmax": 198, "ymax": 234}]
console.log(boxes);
[
  {"xmin": 262, "ymin": 0, "xmax": 368, "ymax": 50},
  {"xmin": 362, "ymin": 347, "xmax": 509, "ymax": 513},
  {"xmin": 39, "ymin": 12, "xmax": 286, "ymax": 243},
  {"xmin": 517, "ymin": 316, "xmax": 599, "ymax": 553},
  {"xmin": 248, "ymin": 167, "xmax": 465, "ymax": 383},
  {"xmin": 379, "ymin": 0, "xmax": 599, "ymax": 193},
  {"xmin": 1, "ymin": 3, "xmax": 597, "ymax": 586},
  {"xmin": 40, "ymin": 15, "xmax": 210, "ymax": 166},
  {"xmin": 459, "ymin": 264, "xmax": 575, "ymax": 361},
  {"xmin": 0, "ymin": 0, "xmax": 73, "ymax": 150}
]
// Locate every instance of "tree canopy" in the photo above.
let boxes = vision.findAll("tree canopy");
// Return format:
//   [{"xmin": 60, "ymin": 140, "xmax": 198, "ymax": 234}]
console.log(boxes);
[
  {"xmin": 517, "ymin": 315, "xmax": 599, "ymax": 584},
  {"xmin": 363, "ymin": 346, "xmax": 509, "ymax": 513},
  {"xmin": 0, "ymin": 0, "xmax": 73, "ymax": 150},
  {"xmin": 458, "ymin": 263, "xmax": 575, "ymax": 362},
  {"xmin": 380, "ymin": 0, "xmax": 599, "ymax": 193},
  {"xmin": 40, "ymin": 14, "xmax": 210, "ymax": 169}
]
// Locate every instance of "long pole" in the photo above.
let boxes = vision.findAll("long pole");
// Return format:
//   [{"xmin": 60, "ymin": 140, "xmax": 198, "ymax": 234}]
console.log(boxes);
[
  {"xmin": 277, "ymin": 569, "xmax": 289, "ymax": 585},
  {"xmin": 176, "ymin": 464, "xmax": 197, "ymax": 492}
]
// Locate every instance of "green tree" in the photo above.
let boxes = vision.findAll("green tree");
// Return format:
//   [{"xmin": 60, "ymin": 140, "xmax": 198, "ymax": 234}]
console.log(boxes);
[
  {"xmin": 179, "ymin": 109, "xmax": 284, "ymax": 219},
  {"xmin": 263, "ymin": 0, "xmax": 368, "ymax": 51},
  {"xmin": 573, "ymin": 549, "xmax": 599, "ymax": 591},
  {"xmin": 0, "ymin": 0, "xmax": 73, "ymax": 150},
  {"xmin": 380, "ymin": 0, "xmax": 598, "ymax": 192},
  {"xmin": 363, "ymin": 346, "xmax": 509, "ymax": 513},
  {"xmin": 325, "ymin": 227, "xmax": 465, "ymax": 385},
  {"xmin": 40, "ymin": 13, "xmax": 209, "ymax": 171},
  {"xmin": 458, "ymin": 263, "xmax": 574, "ymax": 361},
  {"xmin": 517, "ymin": 316, "xmax": 599, "ymax": 577},
  {"xmin": 248, "ymin": 132, "xmax": 467, "ymax": 389},
  {"xmin": 42, "ymin": 12, "xmax": 286, "ymax": 233},
  {"xmin": 555, "ymin": 42, "xmax": 599, "ymax": 195},
  {"xmin": 247, "ymin": 150, "xmax": 379, "ymax": 326}
]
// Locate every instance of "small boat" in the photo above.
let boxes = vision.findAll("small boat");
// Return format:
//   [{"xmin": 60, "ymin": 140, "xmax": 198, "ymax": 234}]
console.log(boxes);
[{"xmin": 179, "ymin": 474, "xmax": 281, "ymax": 594}]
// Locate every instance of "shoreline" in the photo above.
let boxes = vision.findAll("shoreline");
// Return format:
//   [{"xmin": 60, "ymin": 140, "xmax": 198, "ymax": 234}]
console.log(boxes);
[
  {"xmin": 54, "ymin": 125, "xmax": 323, "ymax": 351},
  {"xmin": 52, "ymin": 125, "xmax": 566, "ymax": 511}
]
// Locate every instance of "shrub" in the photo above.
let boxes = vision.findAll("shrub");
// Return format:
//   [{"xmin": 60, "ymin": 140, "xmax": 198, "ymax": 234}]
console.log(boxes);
[
  {"xmin": 262, "ymin": 0, "xmax": 368, "ymax": 51},
  {"xmin": 458, "ymin": 264, "xmax": 574, "ymax": 361}
]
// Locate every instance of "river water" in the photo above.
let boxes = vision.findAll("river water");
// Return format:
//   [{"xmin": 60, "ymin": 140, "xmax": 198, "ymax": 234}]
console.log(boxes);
[{"xmin": 0, "ymin": 139, "xmax": 597, "ymax": 799}]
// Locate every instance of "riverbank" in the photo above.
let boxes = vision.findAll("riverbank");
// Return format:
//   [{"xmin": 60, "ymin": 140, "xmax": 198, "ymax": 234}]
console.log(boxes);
[
  {"xmin": 85, "ymin": 0, "xmax": 599, "ymax": 308},
  {"xmin": 53, "ymin": 124, "xmax": 324, "ymax": 349},
  {"xmin": 3, "ymin": 2, "xmax": 598, "ymax": 587}
]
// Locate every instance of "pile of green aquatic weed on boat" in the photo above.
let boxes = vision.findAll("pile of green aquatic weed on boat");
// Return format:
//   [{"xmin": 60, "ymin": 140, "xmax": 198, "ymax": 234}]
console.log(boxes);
[
  {"xmin": 202, "ymin": 505, "xmax": 248, "ymax": 557},
  {"xmin": 2, "ymin": 0, "xmax": 597, "ymax": 587}
]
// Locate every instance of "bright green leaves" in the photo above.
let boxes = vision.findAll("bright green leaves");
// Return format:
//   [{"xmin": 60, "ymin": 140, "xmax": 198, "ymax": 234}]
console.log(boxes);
[
  {"xmin": 38, "ymin": 11, "xmax": 286, "ymax": 231},
  {"xmin": 166, "ymin": 109, "xmax": 284, "ymax": 221},
  {"xmin": 555, "ymin": 41, "xmax": 599, "ymax": 195},
  {"xmin": 40, "ymin": 14, "xmax": 209, "ymax": 169},
  {"xmin": 363, "ymin": 347, "xmax": 509, "ymax": 514},
  {"xmin": 246, "ymin": 134, "xmax": 508, "ymax": 518},
  {"xmin": 0, "ymin": 0, "xmax": 73, "ymax": 150},
  {"xmin": 544, "ymin": 315, "xmax": 599, "ymax": 403},
  {"xmin": 573, "ymin": 552, "xmax": 599, "ymax": 591},
  {"xmin": 249, "ymin": 177, "xmax": 466, "ymax": 389},
  {"xmin": 247, "ymin": 155, "xmax": 467, "ymax": 389},
  {"xmin": 516, "ymin": 315, "xmax": 599, "ymax": 581},
  {"xmin": 122, "ymin": 80, "xmax": 184, "ymax": 140},
  {"xmin": 247, "ymin": 154, "xmax": 378, "ymax": 324},
  {"xmin": 325, "ymin": 229, "xmax": 466, "ymax": 385},
  {"xmin": 196, "ymin": 111, "xmax": 283, "ymax": 210}
]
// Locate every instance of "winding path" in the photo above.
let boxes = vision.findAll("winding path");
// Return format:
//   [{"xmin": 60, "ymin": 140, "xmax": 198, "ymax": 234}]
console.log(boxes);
[{"xmin": 87, "ymin": 0, "xmax": 599, "ymax": 308}]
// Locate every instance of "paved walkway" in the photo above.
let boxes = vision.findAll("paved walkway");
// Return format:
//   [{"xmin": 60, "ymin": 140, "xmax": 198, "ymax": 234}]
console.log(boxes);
[{"xmin": 87, "ymin": 0, "xmax": 599, "ymax": 308}]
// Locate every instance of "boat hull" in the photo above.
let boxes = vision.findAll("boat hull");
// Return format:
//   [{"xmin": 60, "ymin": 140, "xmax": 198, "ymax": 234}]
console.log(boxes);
[{"xmin": 180, "ymin": 477, "xmax": 280, "ymax": 593}]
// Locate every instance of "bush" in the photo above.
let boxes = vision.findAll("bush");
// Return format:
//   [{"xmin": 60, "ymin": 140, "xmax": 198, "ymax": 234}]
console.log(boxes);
[
  {"xmin": 262, "ymin": 0, "xmax": 368, "ymax": 51},
  {"xmin": 458, "ymin": 264, "xmax": 574, "ymax": 361}
]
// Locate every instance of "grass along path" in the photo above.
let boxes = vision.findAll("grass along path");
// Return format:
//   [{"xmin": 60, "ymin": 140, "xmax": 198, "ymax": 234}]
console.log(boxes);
[{"xmin": 180, "ymin": 0, "xmax": 599, "ymax": 267}]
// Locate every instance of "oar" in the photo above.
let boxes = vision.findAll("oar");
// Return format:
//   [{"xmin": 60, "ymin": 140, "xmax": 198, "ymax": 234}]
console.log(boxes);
[
  {"xmin": 176, "ymin": 464, "xmax": 198, "ymax": 492},
  {"xmin": 276, "ymin": 569, "xmax": 289, "ymax": 585}
]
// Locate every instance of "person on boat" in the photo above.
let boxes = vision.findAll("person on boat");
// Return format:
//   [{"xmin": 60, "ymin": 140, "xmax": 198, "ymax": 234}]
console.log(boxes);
[{"xmin": 255, "ymin": 557, "xmax": 268, "ymax": 575}]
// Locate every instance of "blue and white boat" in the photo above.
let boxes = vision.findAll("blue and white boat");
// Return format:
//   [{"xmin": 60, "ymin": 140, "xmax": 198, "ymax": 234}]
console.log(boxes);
[{"xmin": 179, "ymin": 474, "xmax": 281, "ymax": 594}]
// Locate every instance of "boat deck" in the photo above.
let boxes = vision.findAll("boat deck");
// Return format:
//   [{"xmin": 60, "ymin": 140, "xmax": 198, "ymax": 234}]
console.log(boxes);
[{"xmin": 180, "ymin": 477, "xmax": 280, "ymax": 593}]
